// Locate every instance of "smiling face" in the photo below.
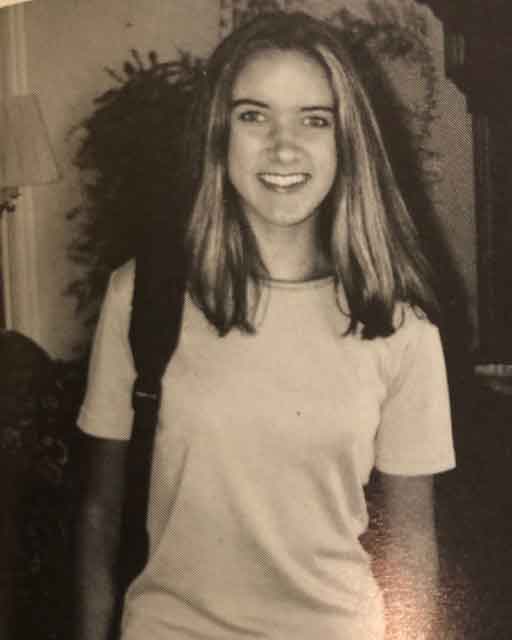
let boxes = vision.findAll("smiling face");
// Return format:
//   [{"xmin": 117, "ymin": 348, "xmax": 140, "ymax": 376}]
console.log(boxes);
[{"xmin": 227, "ymin": 49, "xmax": 338, "ymax": 245}]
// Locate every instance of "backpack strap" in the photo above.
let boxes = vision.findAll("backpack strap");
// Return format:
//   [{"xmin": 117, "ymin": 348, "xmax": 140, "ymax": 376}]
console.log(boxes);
[{"xmin": 118, "ymin": 218, "xmax": 187, "ymax": 591}]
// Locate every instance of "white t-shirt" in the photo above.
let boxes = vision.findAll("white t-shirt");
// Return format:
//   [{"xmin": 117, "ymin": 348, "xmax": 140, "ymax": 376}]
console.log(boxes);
[{"xmin": 78, "ymin": 261, "xmax": 455, "ymax": 640}]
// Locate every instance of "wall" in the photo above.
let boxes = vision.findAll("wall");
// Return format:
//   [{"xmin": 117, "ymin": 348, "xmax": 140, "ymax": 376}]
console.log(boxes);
[
  {"xmin": 418, "ymin": 7, "xmax": 476, "ymax": 339},
  {"xmin": 7, "ymin": 0, "xmax": 475, "ymax": 358},
  {"xmin": 22, "ymin": 0, "xmax": 220, "ymax": 358}
]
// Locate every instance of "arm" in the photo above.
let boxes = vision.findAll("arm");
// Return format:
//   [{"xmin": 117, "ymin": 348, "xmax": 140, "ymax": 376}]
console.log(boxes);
[
  {"xmin": 373, "ymin": 471, "xmax": 444, "ymax": 640},
  {"xmin": 75, "ymin": 432, "xmax": 129, "ymax": 640}
]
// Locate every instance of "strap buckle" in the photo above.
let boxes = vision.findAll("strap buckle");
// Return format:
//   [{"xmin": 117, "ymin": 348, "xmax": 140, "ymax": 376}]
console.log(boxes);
[{"xmin": 131, "ymin": 377, "xmax": 161, "ymax": 411}]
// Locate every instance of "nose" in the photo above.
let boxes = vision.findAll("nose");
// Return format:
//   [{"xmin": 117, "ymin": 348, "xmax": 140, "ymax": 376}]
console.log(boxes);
[{"xmin": 269, "ymin": 119, "xmax": 301, "ymax": 164}]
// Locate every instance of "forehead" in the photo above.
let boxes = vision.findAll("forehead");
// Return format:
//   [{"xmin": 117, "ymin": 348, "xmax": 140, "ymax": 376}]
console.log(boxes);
[{"xmin": 231, "ymin": 49, "xmax": 334, "ymax": 105}]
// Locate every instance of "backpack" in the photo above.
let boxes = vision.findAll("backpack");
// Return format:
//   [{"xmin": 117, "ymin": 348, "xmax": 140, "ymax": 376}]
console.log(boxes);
[{"xmin": 117, "ymin": 214, "xmax": 188, "ymax": 594}]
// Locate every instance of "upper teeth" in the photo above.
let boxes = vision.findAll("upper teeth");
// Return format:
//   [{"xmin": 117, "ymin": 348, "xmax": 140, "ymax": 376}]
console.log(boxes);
[{"xmin": 259, "ymin": 173, "xmax": 308, "ymax": 187}]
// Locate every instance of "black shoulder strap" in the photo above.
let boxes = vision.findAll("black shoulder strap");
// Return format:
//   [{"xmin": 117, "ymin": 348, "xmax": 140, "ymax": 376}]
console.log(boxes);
[{"xmin": 118, "ymin": 218, "xmax": 187, "ymax": 592}]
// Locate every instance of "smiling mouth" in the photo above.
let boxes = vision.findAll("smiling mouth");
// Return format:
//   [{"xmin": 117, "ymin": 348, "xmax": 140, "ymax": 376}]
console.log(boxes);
[{"xmin": 258, "ymin": 172, "xmax": 311, "ymax": 190}]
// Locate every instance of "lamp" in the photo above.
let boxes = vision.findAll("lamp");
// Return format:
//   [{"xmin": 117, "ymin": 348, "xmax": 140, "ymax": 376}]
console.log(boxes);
[
  {"xmin": 0, "ymin": 94, "xmax": 59, "ymax": 215},
  {"xmin": 0, "ymin": 1, "xmax": 33, "ymax": 10}
]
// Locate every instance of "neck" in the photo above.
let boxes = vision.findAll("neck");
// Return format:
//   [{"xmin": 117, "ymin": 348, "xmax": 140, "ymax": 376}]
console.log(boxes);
[{"xmin": 254, "ymin": 224, "xmax": 331, "ymax": 282}]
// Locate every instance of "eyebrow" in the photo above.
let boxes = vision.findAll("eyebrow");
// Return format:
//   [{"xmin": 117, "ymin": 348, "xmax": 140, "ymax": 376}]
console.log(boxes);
[{"xmin": 230, "ymin": 98, "xmax": 334, "ymax": 113}]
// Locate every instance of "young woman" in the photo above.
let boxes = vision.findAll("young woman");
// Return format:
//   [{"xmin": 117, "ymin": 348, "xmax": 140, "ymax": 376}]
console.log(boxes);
[{"xmin": 75, "ymin": 12, "xmax": 455, "ymax": 640}]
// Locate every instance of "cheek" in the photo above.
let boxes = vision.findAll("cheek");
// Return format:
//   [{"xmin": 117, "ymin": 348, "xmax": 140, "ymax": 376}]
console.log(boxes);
[
  {"xmin": 319, "ymin": 139, "xmax": 338, "ymax": 190},
  {"xmin": 228, "ymin": 130, "xmax": 246, "ymax": 176},
  {"xmin": 227, "ymin": 137, "xmax": 240, "ymax": 188},
  {"xmin": 227, "ymin": 129, "xmax": 262, "ymax": 190}
]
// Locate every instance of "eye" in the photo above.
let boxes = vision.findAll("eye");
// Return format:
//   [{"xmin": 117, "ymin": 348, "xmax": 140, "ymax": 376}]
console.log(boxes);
[
  {"xmin": 303, "ymin": 114, "xmax": 333, "ymax": 128},
  {"xmin": 237, "ymin": 110, "xmax": 267, "ymax": 124}
]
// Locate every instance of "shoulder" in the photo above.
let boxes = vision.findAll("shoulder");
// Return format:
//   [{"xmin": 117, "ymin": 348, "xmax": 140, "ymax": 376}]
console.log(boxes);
[
  {"xmin": 376, "ymin": 303, "xmax": 442, "ymax": 382},
  {"xmin": 107, "ymin": 259, "xmax": 135, "ymax": 307},
  {"xmin": 391, "ymin": 303, "xmax": 438, "ymax": 346},
  {"xmin": 94, "ymin": 260, "xmax": 135, "ymax": 335},
  {"xmin": 361, "ymin": 303, "xmax": 438, "ymax": 355},
  {"xmin": 383, "ymin": 303, "xmax": 444, "ymax": 384}
]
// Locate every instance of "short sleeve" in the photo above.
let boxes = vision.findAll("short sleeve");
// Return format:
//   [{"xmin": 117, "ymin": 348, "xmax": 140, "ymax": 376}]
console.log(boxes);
[
  {"xmin": 77, "ymin": 264, "xmax": 136, "ymax": 441},
  {"xmin": 375, "ymin": 312, "xmax": 455, "ymax": 476}
]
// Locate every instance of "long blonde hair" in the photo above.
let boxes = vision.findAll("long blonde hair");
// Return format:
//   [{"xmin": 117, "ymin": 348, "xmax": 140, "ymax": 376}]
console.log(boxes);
[{"xmin": 185, "ymin": 11, "xmax": 438, "ymax": 338}]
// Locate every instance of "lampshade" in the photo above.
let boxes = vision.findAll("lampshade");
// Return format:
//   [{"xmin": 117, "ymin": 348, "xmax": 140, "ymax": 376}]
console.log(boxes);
[
  {"xmin": 0, "ymin": 94, "xmax": 59, "ymax": 189},
  {"xmin": 0, "ymin": 1, "xmax": 33, "ymax": 9}
]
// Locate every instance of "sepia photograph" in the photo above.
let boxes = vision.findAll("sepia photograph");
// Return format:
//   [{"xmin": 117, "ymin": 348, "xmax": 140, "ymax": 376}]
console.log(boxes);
[{"xmin": 1, "ymin": 1, "xmax": 511, "ymax": 638}]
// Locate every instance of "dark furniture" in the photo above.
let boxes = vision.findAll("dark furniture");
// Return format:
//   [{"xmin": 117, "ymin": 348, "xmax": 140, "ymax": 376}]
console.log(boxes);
[{"xmin": 0, "ymin": 330, "xmax": 85, "ymax": 640}]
